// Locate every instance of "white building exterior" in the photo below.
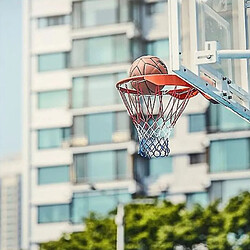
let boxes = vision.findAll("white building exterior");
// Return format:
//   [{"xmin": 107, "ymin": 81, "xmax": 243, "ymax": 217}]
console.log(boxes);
[
  {"xmin": 0, "ymin": 155, "xmax": 22, "ymax": 250},
  {"xmin": 22, "ymin": 0, "xmax": 250, "ymax": 249}
]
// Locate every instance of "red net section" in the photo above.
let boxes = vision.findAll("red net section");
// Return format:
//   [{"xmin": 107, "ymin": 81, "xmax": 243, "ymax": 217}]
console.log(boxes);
[{"xmin": 117, "ymin": 77, "xmax": 197, "ymax": 158}]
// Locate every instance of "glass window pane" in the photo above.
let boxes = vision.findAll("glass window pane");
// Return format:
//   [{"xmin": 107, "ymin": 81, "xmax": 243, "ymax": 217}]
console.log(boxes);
[
  {"xmin": 38, "ymin": 204, "xmax": 70, "ymax": 223},
  {"xmin": 38, "ymin": 18, "xmax": 48, "ymax": 28},
  {"xmin": 38, "ymin": 128, "xmax": 62, "ymax": 149},
  {"xmin": 114, "ymin": 35, "xmax": 130, "ymax": 63},
  {"xmin": 89, "ymin": 193, "xmax": 116, "ymax": 215},
  {"xmin": 38, "ymin": 53, "xmax": 67, "ymax": 72},
  {"xmin": 147, "ymin": 39, "xmax": 169, "ymax": 59},
  {"xmin": 83, "ymin": 0, "xmax": 117, "ymax": 27},
  {"xmin": 38, "ymin": 15, "xmax": 70, "ymax": 28},
  {"xmin": 71, "ymin": 195, "xmax": 88, "ymax": 224},
  {"xmin": 119, "ymin": 0, "xmax": 129, "ymax": 22},
  {"xmin": 71, "ymin": 190, "xmax": 131, "ymax": 223},
  {"xmin": 38, "ymin": 90, "xmax": 68, "ymax": 109},
  {"xmin": 38, "ymin": 165, "xmax": 69, "ymax": 185},
  {"xmin": 87, "ymin": 36, "xmax": 113, "ymax": 65},
  {"xmin": 72, "ymin": 35, "xmax": 129, "ymax": 67},
  {"xmin": 73, "ymin": 116, "xmax": 85, "ymax": 137},
  {"xmin": 72, "ymin": 2, "xmax": 82, "ymax": 29},
  {"xmin": 63, "ymin": 127, "xmax": 71, "ymax": 140},
  {"xmin": 72, "ymin": 77, "xmax": 86, "ymax": 109},
  {"xmin": 210, "ymin": 181, "xmax": 222, "ymax": 201},
  {"xmin": 87, "ymin": 151, "xmax": 115, "ymax": 182},
  {"xmin": 71, "ymin": 40, "xmax": 86, "ymax": 68},
  {"xmin": 74, "ymin": 154, "xmax": 86, "ymax": 182},
  {"xmin": 118, "ymin": 192, "xmax": 131, "ymax": 204},
  {"xmin": 211, "ymin": 179, "xmax": 250, "ymax": 205},
  {"xmin": 88, "ymin": 74, "xmax": 115, "ymax": 106},
  {"xmin": 210, "ymin": 138, "xmax": 250, "ymax": 172},
  {"xmin": 72, "ymin": 0, "xmax": 130, "ymax": 29},
  {"xmin": 150, "ymin": 156, "xmax": 173, "ymax": 177},
  {"xmin": 222, "ymin": 178, "xmax": 250, "ymax": 203},
  {"xmin": 87, "ymin": 113, "xmax": 114, "ymax": 144},
  {"xmin": 116, "ymin": 112, "xmax": 129, "ymax": 132},
  {"xmin": 186, "ymin": 192, "xmax": 209, "ymax": 207},
  {"xmin": 189, "ymin": 113, "xmax": 206, "ymax": 132},
  {"xmin": 208, "ymin": 104, "xmax": 250, "ymax": 132},
  {"xmin": 219, "ymin": 105, "xmax": 249, "ymax": 131},
  {"xmin": 117, "ymin": 150, "xmax": 128, "ymax": 179}
]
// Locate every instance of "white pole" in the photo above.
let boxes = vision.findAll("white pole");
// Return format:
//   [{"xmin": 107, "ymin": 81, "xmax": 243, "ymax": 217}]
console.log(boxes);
[
  {"xmin": 115, "ymin": 204, "xmax": 124, "ymax": 250},
  {"xmin": 218, "ymin": 50, "xmax": 250, "ymax": 59}
]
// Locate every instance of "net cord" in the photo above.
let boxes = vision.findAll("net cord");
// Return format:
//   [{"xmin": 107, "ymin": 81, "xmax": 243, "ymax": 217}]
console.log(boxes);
[{"xmin": 118, "ymin": 79, "xmax": 195, "ymax": 158}]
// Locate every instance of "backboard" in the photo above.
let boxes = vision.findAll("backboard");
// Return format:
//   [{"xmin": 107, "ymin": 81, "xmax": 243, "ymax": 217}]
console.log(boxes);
[{"xmin": 168, "ymin": 0, "xmax": 250, "ymax": 122}]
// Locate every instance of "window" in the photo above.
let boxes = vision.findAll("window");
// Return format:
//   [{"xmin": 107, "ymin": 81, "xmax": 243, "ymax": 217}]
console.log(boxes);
[
  {"xmin": 72, "ymin": 73, "xmax": 124, "ymax": 108},
  {"xmin": 189, "ymin": 113, "xmax": 206, "ymax": 132},
  {"xmin": 71, "ymin": 35, "xmax": 130, "ymax": 67},
  {"xmin": 87, "ymin": 113, "xmax": 113, "ymax": 144},
  {"xmin": 207, "ymin": 104, "xmax": 250, "ymax": 132},
  {"xmin": 38, "ymin": 127, "xmax": 70, "ymax": 149},
  {"xmin": 210, "ymin": 138, "xmax": 250, "ymax": 172},
  {"xmin": 189, "ymin": 153, "xmax": 206, "ymax": 165},
  {"xmin": 38, "ymin": 15, "xmax": 70, "ymax": 28},
  {"xmin": 74, "ymin": 150, "xmax": 128, "ymax": 183},
  {"xmin": 72, "ymin": 0, "xmax": 130, "ymax": 29},
  {"xmin": 38, "ymin": 204, "xmax": 70, "ymax": 223},
  {"xmin": 147, "ymin": 39, "xmax": 169, "ymax": 59},
  {"xmin": 210, "ymin": 179, "xmax": 250, "ymax": 204},
  {"xmin": 38, "ymin": 52, "xmax": 69, "ymax": 72},
  {"xmin": 38, "ymin": 90, "xmax": 68, "ymax": 109},
  {"xmin": 186, "ymin": 192, "xmax": 209, "ymax": 208},
  {"xmin": 71, "ymin": 189, "xmax": 131, "ymax": 223},
  {"xmin": 146, "ymin": 1, "xmax": 167, "ymax": 15},
  {"xmin": 72, "ymin": 111, "xmax": 129, "ymax": 144},
  {"xmin": 149, "ymin": 156, "xmax": 173, "ymax": 177},
  {"xmin": 38, "ymin": 165, "xmax": 70, "ymax": 185}
]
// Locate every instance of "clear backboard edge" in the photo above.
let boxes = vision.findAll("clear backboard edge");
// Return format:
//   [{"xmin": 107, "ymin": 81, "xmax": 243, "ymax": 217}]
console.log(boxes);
[{"xmin": 173, "ymin": 66, "xmax": 250, "ymax": 123}]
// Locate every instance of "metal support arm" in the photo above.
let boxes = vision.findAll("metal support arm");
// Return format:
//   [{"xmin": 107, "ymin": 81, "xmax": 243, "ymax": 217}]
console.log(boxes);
[{"xmin": 195, "ymin": 41, "xmax": 250, "ymax": 65}]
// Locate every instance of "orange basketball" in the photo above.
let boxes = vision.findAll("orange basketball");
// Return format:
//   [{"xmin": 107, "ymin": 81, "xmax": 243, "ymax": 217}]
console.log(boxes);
[{"xmin": 129, "ymin": 55, "xmax": 168, "ymax": 94}]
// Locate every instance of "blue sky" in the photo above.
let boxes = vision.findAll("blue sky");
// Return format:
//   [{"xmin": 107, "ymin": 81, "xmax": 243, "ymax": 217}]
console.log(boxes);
[{"xmin": 0, "ymin": 0, "xmax": 22, "ymax": 158}]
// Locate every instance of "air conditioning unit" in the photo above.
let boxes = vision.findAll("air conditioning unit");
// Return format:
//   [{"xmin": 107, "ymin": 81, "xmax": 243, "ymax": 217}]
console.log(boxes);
[
  {"xmin": 112, "ymin": 131, "xmax": 130, "ymax": 142},
  {"xmin": 71, "ymin": 137, "xmax": 88, "ymax": 147}
]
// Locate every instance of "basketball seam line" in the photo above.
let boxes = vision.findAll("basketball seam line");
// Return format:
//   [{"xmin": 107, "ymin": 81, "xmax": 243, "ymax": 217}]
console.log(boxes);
[{"xmin": 150, "ymin": 58, "xmax": 165, "ymax": 73}]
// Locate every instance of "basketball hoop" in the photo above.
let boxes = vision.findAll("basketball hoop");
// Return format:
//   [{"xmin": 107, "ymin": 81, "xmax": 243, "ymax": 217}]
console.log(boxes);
[{"xmin": 116, "ymin": 74, "xmax": 199, "ymax": 158}]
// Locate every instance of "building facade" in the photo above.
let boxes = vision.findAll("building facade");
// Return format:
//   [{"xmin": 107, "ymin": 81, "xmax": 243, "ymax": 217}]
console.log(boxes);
[
  {"xmin": 22, "ymin": 0, "xmax": 250, "ymax": 249},
  {"xmin": 0, "ymin": 156, "xmax": 22, "ymax": 250}
]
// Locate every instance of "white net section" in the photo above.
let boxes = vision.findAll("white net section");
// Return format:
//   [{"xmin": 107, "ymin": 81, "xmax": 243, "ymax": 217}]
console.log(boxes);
[{"xmin": 117, "ymin": 79, "xmax": 196, "ymax": 158}]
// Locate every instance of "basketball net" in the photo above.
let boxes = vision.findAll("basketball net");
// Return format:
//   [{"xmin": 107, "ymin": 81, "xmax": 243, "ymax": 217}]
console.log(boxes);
[{"xmin": 117, "ymin": 75, "xmax": 197, "ymax": 158}]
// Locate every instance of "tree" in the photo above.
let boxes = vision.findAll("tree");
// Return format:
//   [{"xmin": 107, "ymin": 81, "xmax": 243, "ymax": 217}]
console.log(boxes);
[
  {"xmin": 40, "ymin": 192, "xmax": 250, "ymax": 250},
  {"xmin": 40, "ymin": 213, "xmax": 116, "ymax": 250}
]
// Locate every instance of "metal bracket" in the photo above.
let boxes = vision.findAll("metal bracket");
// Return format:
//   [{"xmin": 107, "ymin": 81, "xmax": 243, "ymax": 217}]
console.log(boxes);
[
  {"xmin": 195, "ymin": 41, "xmax": 250, "ymax": 65},
  {"xmin": 195, "ymin": 41, "xmax": 219, "ymax": 65}
]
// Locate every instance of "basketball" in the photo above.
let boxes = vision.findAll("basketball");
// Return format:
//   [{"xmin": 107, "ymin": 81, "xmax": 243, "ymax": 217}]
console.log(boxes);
[{"xmin": 129, "ymin": 55, "xmax": 168, "ymax": 94}]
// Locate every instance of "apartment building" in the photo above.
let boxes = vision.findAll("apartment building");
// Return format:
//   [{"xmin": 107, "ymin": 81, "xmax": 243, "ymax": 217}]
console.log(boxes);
[
  {"xmin": 22, "ymin": 0, "xmax": 250, "ymax": 249},
  {"xmin": 0, "ymin": 155, "xmax": 22, "ymax": 250}
]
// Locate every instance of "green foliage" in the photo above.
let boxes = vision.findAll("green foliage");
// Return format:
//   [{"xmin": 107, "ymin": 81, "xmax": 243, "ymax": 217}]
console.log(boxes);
[
  {"xmin": 40, "ymin": 192, "xmax": 250, "ymax": 250},
  {"xmin": 40, "ymin": 213, "xmax": 116, "ymax": 250}
]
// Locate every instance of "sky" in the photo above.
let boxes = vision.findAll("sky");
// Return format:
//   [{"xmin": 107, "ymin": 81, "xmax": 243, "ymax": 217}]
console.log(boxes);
[{"xmin": 0, "ymin": 0, "xmax": 22, "ymax": 159}]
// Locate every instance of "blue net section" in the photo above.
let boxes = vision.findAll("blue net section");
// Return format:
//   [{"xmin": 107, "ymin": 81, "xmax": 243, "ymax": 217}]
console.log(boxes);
[
  {"xmin": 139, "ymin": 137, "xmax": 170, "ymax": 158},
  {"xmin": 135, "ymin": 117, "xmax": 173, "ymax": 158}
]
